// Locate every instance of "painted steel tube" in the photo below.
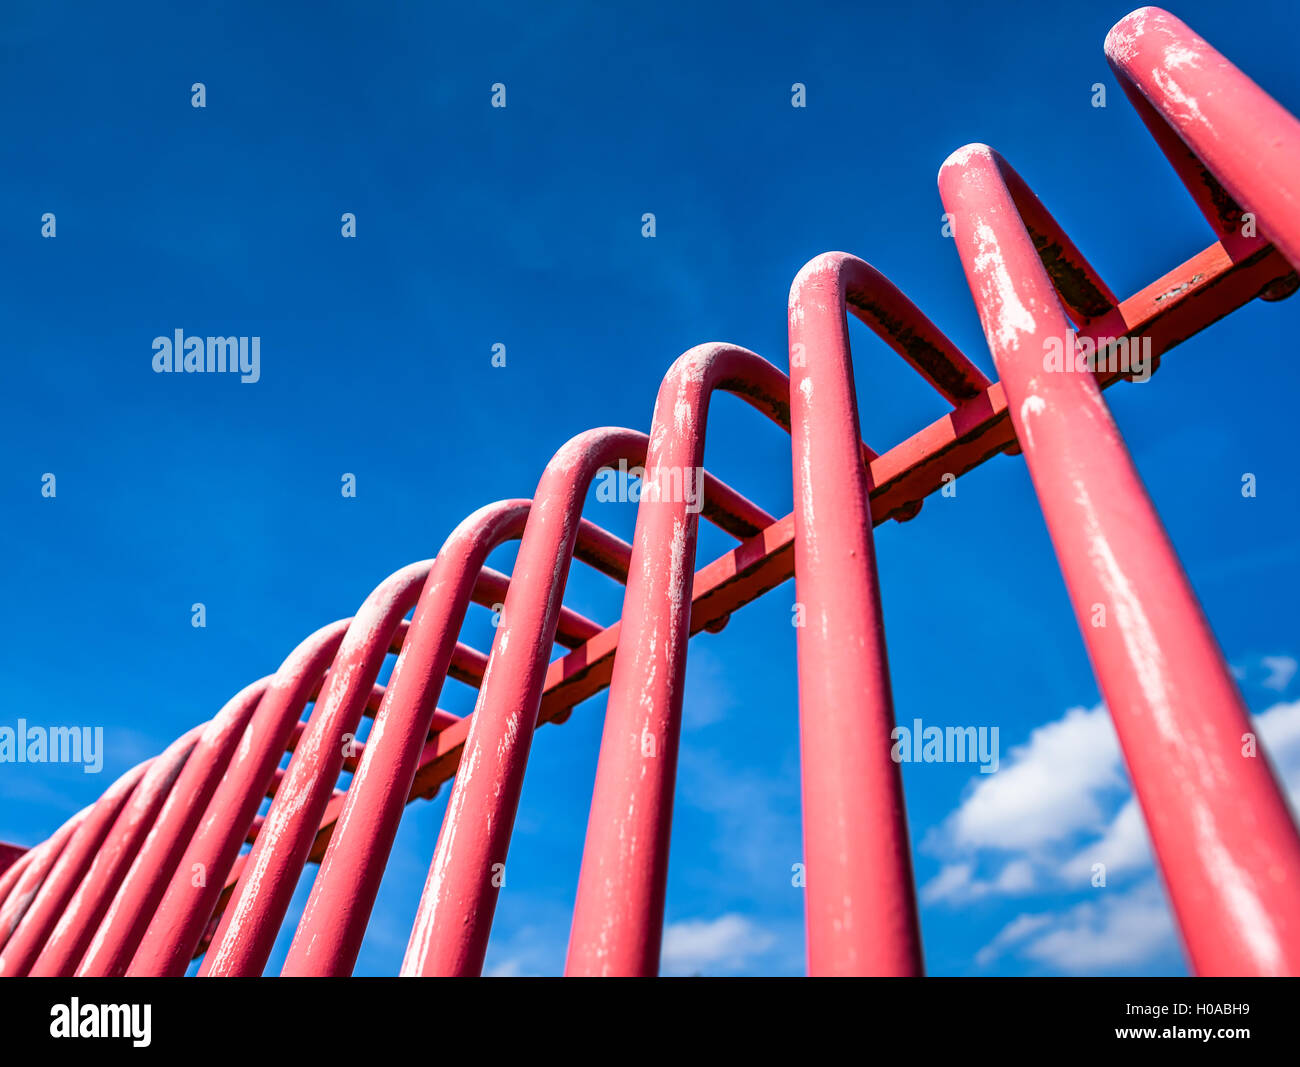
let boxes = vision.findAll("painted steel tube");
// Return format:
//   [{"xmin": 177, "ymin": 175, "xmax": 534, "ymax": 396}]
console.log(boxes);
[
  {"xmin": 401, "ymin": 428, "xmax": 651, "ymax": 976},
  {"xmin": 473, "ymin": 565, "xmax": 604, "ymax": 650},
  {"xmin": 9, "ymin": 6, "xmax": 1300, "ymax": 979},
  {"xmin": 128, "ymin": 620, "xmax": 354, "ymax": 976},
  {"xmin": 940, "ymin": 142, "xmax": 1300, "ymax": 976},
  {"xmin": 0, "ymin": 760, "xmax": 150, "ymax": 976},
  {"xmin": 291, "ymin": 451, "xmax": 772, "ymax": 978},
  {"xmin": 0, "ymin": 810, "xmax": 87, "ymax": 956},
  {"xmin": 282, "ymin": 502, "xmax": 632, "ymax": 975},
  {"xmin": 29, "ymin": 726, "xmax": 205, "ymax": 976},
  {"xmin": 566, "ymin": 344, "xmax": 790, "ymax": 976},
  {"xmin": 786, "ymin": 252, "xmax": 965, "ymax": 975},
  {"xmin": 75, "ymin": 678, "xmax": 270, "ymax": 977},
  {"xmin": 200, "ymin": 562, "xmax": 434, "ymax": 976},
  {"xmin": 1106, "ymin": 7, "xmax": 1300, "ymax": 270}
]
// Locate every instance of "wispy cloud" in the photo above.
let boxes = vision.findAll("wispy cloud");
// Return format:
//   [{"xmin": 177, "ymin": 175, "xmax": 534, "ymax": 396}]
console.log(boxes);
[
  {"xmin": 483, "ymin": 956, "xmax": 529, "ymax": 978},
  {"xmin": 1262, "ymin": 655, "xmax": 1299, "ymax": 692},
  {"xmin": 1256, "ymin": 699, "xmax": 1300, "ymax": 816},
  {"xmin": 921, "ymin": 703, "xmax": 1128, "ymax": 904},
  {"xmin": 977, "ymin": 880, "xmax": 1178, "ymax": 974},
  {"xmin": 481, "ymin": 919, "xmax": 568, "ymax": 978},
  {"xmin": 1061, "ymin": 797, "xmax": 1150, "ymax": 883},
  {"xmin": 1231, "ymin": 652, "xmax": 1298, "ymax": 694},
  {"xmin": 921, "ymin": 693, "xmax": 1300, "ymax": 973},
  {"xmin": 661, "ymin": 914, "xmax": 775, "ymax": 975},
  {"xmin": 920, "ymin": 858, "xmax": 1036, "ymax": 905}
]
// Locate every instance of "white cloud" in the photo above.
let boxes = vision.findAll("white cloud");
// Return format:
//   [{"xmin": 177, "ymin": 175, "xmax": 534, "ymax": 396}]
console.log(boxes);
[
  {"xmin": 1061, "ymin": 797, "xmax": 1151, "ymax": 884},
  {"xmin": 926, "ymin": 693, "xmax": 1300, "ymax": 974},
  {"xmin": 927, "ymin": 698, "xmax": 1300, "ymax": 905},
  {"xmin": 921, "ymin": 858, "xmax": 1036, "ymax": 904},
  {"xmin": 478, "ymin": 916, "xmax": 568, "ymax": 978},
  {"xmin": 974, "ymin": 913, "xmax": 1054, "ymax": 966},
  {"xmin": 978, "ymin": 880, "xmax": 1177, "ymax": 974},
  {"xmin": 1260, "ymin": 655, "xmax": 1297, "ymax": 692},
  {"xmin": 1230, "ymin": 653, "xmax": 1298, "ymax": 693},
  {"xmin": 660, "ymin": 914, "xmax": 774, "ymax": 975},
  {"xmin": 921, "ymin": 863, "xmax": 975, "ymax": 904},
  {"xmin": 930, "ymin": 705, "xmax": 1124, "ymax": 854},
  {"xmin": 1256, "ymin": 699, "xmax": 1300, "ymax": 807}
]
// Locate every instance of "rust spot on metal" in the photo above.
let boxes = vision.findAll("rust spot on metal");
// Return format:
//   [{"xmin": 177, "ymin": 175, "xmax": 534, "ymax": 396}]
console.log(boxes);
[
  {"xmin": 1027, "ymin": 228, "xmax": 1114, "ymax": 320},
  {"xmin": 722, "ymin": 374, "xmax": 791, "ymax": 430},
  {"xmin": 1197, "ymin": 165, "xmax": 1245, "ymax": 230},
  {"xmin": 845, "ymin": 289, "xmax": 983, "ymax": 401}
]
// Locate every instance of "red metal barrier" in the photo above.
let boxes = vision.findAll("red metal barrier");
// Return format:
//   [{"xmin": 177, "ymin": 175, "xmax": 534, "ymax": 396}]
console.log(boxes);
[
  {"xmin": 0, "ymin": 761, "xmax": 150, "ymax": 975},
  {"xmin": 6, "ymin": 6, "xmax": 1300, "ymax": 977},
  {"xmin": 74, "ymin": 679, "xmax": 270, "ymax": 977},
  {"xmin": 282, "ymin": 502, "xmax": 633, "ymax": 977},
  {"xmin": 566, "ymin": 347, "xmax": 790, "ymax": 977},
  {"xmin": 785, "ymin": 257, "xmax": 990, "ymax": 976},
  {"xmin": 938, "ymin": 140, "xmax": 1300, "ymax": 977}
]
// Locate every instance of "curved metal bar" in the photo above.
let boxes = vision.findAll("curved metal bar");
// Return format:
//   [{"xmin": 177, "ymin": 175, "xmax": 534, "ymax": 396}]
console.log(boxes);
[
  {"xmin": 566, "ymin": 344, "xmax": 790, "ymax": 976},
  {"xmin": 200, "ymin": 562, "xmax": 435, "ymax": 976},
  {"xmin": 473, "ymin": 565, "xmax": 607, "ymax": 650},
  {"xmin": 9, "ymin": 5, "xmax": 1300, "ymax": 980},
  {"xmin": 30, "ymin": 726, "xmax": 205, "ymax": 976},
  {"xmin": 785, "ymin": 250, "xmax": 993, "ymax": 975},
  {"xmin": 1105, "ymin": 6, "xmax": 1300, "ymax": 270},
  {"xmin": 829, "ymin": 257, "xmax": 994, "ymax": 402},
  {"xmin": 280, "ymin": 502, "xmax": 533, "ymax": 974},
  {"xmin": 939, "ymin": 139, "xmax": 1300, "ymax": 976},
  {"xmin": 290, "ymin": 453, "xmax": 776, "ymax": 977},
  {"xmin": 401, "ymin": 428, "xmax": 652, "ymax": 976},
  {"xmin": 0, "ymin": 760, "xmax": 150, "ymax": 976},
  {"xmin": 128, "ymin": 620, "xmax": 354, "ymax": 976},
  {"xmin": 75, "ymin": 678, "xmax": 270, "ymax": 977},
  {"xmin": 0, "ymin": 810, "xmax": 87, "ymax": 955},
  {"xmin": 280, "ymin": 500, "xmax": 624, "ymax": 975}
]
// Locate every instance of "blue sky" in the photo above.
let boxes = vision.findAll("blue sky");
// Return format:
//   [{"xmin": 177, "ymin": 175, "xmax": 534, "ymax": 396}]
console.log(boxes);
[{"xmin": 2, "ymin": 0, "xmax": 1299, "ymax": 976}]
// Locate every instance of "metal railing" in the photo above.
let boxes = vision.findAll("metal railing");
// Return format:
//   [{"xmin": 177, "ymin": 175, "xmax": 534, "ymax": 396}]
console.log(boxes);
[{"xmin": 2, "ymin": 7, "xmax": 1298, "ymax": 977}]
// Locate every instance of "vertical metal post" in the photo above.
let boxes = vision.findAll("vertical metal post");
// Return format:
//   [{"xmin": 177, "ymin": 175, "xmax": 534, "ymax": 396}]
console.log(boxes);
[
  {"xmin": 402, "ymin": 429, "xmax": 647, "ymax": 977},
  {"xmin": 940, "ymin": 143, "xmax": 1300, "ymax": 975},
  {"xmin": 786, "ymin": 254, "xmax": 940, "ymax": 976},
  {"xmin": 566, "ymin": 344, "xmax": 787, "ymax": 976}
]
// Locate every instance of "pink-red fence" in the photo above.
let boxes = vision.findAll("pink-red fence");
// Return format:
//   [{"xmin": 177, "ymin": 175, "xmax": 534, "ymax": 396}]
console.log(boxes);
[{"xmin": 3, "ymin": 7, "xmax": 1299, "ymax": 977}]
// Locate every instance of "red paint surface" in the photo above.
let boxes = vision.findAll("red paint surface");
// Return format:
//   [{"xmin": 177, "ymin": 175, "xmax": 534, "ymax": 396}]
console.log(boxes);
[{"xmin": 6, "ymin": 7, "xmax": 1300, "ymax": 978}]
